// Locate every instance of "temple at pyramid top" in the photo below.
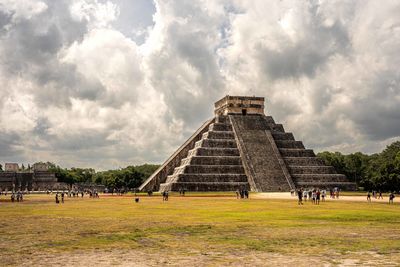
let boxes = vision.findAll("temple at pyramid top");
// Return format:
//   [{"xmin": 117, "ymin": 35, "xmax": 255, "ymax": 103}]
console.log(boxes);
[
  {"xmin": 139, "ymin": 95, "xmax": 356, "ymax": 192},
  {"xmin": 214, "ymin": 95, "xmax": 265, "ymax": 116}
]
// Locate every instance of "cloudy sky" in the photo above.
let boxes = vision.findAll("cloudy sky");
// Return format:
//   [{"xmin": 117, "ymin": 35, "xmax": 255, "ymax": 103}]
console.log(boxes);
[{"xmin": 0, "ymin": 0, "xmax": 399, "ymax": 170}]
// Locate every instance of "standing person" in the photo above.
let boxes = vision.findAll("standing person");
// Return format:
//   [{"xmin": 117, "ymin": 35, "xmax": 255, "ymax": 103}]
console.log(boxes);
[
  {"xmin": 297, "ymin": 188, "xmax": 303, "ymax": 205},
  {"xmin": 367, "ymin": 191, "xmax": 371, "ymax": 202},
  {"xmin": 55, "ymin": 193, "xmax": 59, "ymax": 204},
  {"xmin": 312, "ymin": 190, "xmax": 316, "ymax": 204},
  {"xmin": 316, "ymin": 190, "xmax": 321, "ymax": 205},
  {"xmin": 61, "ymin": 192, "xmax": 64, "ymax": 203},
  {"xmin": 321, "ymin": 189, "xmax": 326, "ymax": 202},
  {"xmin": 162, "ymin": 191, "xmax": 166, "ymax": 201},
  {"xmin": 303, "ymin": 190, "xmax": 308, "ymax": 202},
  {"xmin": 389, "ymin": 192, "xmax": 395, "ymax": 204},
  {"xmin": 236, "ymin": 189, "xmax": 240, "ymax": 199},
  {"xmin": 378, "ymin": 191, "xmax": 383, "ymax": 199}
]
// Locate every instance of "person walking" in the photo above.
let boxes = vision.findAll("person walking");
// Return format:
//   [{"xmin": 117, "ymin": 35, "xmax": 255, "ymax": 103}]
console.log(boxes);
[
  {"xmin": 389, "ymin": 192, "xmax": 395, "ymax": 204},
  {"xmin": 367, "ymin": 191, "xmax": 371, "ymax": 202},
  {"xmin": 297, "ymin": 188, "xmax": 303, "ymax": 205}
]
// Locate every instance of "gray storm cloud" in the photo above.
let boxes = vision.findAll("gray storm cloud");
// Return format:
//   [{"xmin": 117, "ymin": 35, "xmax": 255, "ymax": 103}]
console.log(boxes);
[{"xmin": 0, "ymin": 0, "xmax": 399, "ymax": 169}]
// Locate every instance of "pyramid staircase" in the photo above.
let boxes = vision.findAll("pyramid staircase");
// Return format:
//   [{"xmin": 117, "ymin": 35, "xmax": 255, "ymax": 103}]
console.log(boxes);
[
  {"xmin": 142, "ymin": 95, "xmax": 356, "ymax": 192},
  {"xmin": 271, "ymin": 128, "xmax": 355, "ymax": 189},
  {"xmin": 159, "ymin": 115, "xmax": 250, "ymax": 192}
]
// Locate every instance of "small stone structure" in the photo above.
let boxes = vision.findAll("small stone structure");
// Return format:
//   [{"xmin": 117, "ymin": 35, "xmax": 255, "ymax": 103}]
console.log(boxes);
[
  {"xmin": 140, "ymin": 95, "xmax": 356, "ymax": 192},
  {"xmin": 0, "ymin": 162, "xmax": 58, "ymax": 191}
]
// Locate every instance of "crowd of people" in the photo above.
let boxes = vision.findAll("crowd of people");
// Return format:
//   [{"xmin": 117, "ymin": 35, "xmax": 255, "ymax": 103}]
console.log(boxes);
[
  {"xmin": 295, "ymin": 188, "xmax": 327, "ymax": 205},
  {"xmin": 367, "ymin": 190, "xmax": 396, "ymax": 204}
]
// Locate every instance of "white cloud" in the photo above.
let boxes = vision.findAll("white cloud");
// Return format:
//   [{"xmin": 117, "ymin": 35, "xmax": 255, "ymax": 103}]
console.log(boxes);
[
  {"xmin": 0, "ymin": 0, "xmax": 399, "ymax": 169},
  {"xmin": 0, "ymin": 0, "xmax": 47, "ymax": 21}
]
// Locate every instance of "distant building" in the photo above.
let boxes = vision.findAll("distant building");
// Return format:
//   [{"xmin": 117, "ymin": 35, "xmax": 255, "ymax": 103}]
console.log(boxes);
[
  {"xmin": 33, "ymin": 162, "xmax": 48, "ymax": 172},
  {"xmin": 0, "ymin": 162, "xmax": 60, "ymax": 191},
  {"xmin": 5, "ymin": 163, "xmax": 19, "ymax": 172}
]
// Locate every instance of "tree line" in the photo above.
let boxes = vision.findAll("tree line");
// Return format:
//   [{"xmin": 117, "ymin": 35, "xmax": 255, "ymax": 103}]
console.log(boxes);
[
  {"xmin": 317, "ymin": 141, "xmax": 400, "ymax": 191},
  {"xmin": 47, "ymin": 163, "xmax": 159, "ymax": 190}
]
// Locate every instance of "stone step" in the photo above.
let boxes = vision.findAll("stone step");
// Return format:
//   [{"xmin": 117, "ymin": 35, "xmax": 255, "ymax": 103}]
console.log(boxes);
[
  {"xmin": 188, "ymin": 147, "xmax": 240, "ymax": 157},
  {"xmin": 292, "ymin": 174, "xmax": 348, "ymax": 183},
  {"xmin": 202, "ymin": 131, "xmax": 235, "ymax": 140},
  {"xmin": 173, "ymin": 165, "xmax": 245, "ymax": 175},
  {"xmin": 264, "ymin": 116, "xmax": 275, "ymax": 124},
  {"xmin": 195, "ymin": 139, "xmax": 237, "ymax": 148},
  {"xmin": 295, "ymin": 181, "xmax": 357, "ymax": 190},
  {"xmin": 283, "ymin": 157, "xmax": 325, "ymax": 166},
  {"xmin": 288, "ymin": 166, "xmax": 336, "ymax": 174},
  {"xmin": 279, "ymin": 148, "xmax": 315, "ymax": 157},
  {"xmin": 188, "ymin": 156, "xmax": 242, "ymax": 165},
  {"xmin": 160, "ymin": 181, "xmax": 250, "ymax": 192},
  {"xmin": 271, "ymin": 132, "xmax": 295, "ymax": 141},
  {"xmin": 215, "ymin": 115, "xmax": 229, "ymax": 124},
  {"xmin": 268, "ymin": 123, "xmax": 284, "ymax": 132},
  {"xmin": 184, "ymin": 165, "xmax": 245, "ymax": 174},
  {"xmin": 209, "ymin": 123, "xmax": 232, "ymax": 131},
  {"xmin": 171, "ymin": 173, "xmax": 248, "ymax": 183},
  {"xmin": 274, "ymin": 140, "xmax": 305, "ymax": 149}
]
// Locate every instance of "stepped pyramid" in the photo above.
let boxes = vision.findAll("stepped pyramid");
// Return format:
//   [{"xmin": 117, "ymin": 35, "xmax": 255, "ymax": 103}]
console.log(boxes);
[{"xmin": 140, "ymin": 96, "xmax": 356, "ymax": 192}]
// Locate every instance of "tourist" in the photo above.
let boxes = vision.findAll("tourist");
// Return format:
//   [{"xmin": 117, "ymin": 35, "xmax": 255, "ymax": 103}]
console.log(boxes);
[
  {"xmin": 297, "ymin": 188, "xmax": 303, "ymax": 205},
  {"xmin": 367, "ymin": 191, "xmax": 371, "ymax": 202},
  {"xmin": 336, "ymin": 188, "xmax": 340, "ymax": 199},
  {"xmin": 303, "ymin": 190, "xmax": 308, "ymax": 202},
  {"xmin": 389, "ymin": 192, "xmax": 395, "ymax": 204},
  {"xmin": 378, "ymin": 191, "xmax": 383, "ymax": 199},
  {"xmin": 11, "ymin": 193, "xmax": 15, "ymax": 202},
  {"xmin": 312, "ymin": 190, "xmax": 316, "ymax": 204},
  {"xmin": 321, "ymin": 190, "xmax": 326, "ymax": 202},
  {"xmin": 55, "ymin": 193, "xmax": 59, "ymax": 204},
  {"xmin": 316, "ymin": 190, "xmax": 321, "ymax": 205},
  {"xmin": 244, "ymin": 190, "xmax": 249, "ymax": 199},
  {"xmin": 61, "ymin": 192, "xmax": 64, "ymax": 203},
  {"xmin": 162, "ymin": 191, "xmax": 169, "ymax": 201}
]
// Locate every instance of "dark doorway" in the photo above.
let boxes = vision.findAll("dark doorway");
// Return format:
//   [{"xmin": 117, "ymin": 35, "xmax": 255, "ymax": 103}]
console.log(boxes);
[{"xmin": 242, "ymin": 109, "xmax": 247, "ymax": 115}]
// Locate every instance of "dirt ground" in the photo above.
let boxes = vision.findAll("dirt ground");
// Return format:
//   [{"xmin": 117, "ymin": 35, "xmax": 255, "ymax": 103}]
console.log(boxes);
[{"xmin": 17, "ymin": 249, "xmax": 400, "ymax": 267}]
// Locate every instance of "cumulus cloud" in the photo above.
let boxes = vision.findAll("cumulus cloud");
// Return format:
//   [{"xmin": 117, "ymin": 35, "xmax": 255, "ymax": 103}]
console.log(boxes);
[{"xmin": 0, "ymin": 0, "xmax": 399, "ymax": 169}]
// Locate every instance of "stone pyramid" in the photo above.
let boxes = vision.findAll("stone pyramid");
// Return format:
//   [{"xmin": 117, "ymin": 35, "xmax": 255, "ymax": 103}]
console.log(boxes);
[{"xmin": 139, "ymin": 96, "xmax": 356, "ymax": 192}]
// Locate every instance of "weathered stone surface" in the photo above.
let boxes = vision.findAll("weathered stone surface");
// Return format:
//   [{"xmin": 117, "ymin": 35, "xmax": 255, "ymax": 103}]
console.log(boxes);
[
  {"xmin": 230, "ymin": 115, "xmax": 294, "ymax": 192},
  {"xmin": 141, "ymin": 95, "xmax": 356, "ymax": 192}
]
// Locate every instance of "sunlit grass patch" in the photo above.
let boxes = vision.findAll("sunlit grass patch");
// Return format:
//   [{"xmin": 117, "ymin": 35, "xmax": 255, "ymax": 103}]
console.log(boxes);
[{"xmin": 0, "ymin": 193, "xmax": 399, "ymax": 264}]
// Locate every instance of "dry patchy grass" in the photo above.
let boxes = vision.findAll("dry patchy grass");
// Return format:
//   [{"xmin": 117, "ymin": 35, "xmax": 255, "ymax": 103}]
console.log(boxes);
[{"xmin": 0, "ymin": 193, "xmax": 399, "ymax": 266}]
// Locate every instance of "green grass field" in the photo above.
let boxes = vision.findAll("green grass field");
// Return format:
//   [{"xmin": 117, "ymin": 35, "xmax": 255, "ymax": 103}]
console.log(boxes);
[{"xmin": 1, "ymin": 193, "xmax": 399, "ymax": 266}]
